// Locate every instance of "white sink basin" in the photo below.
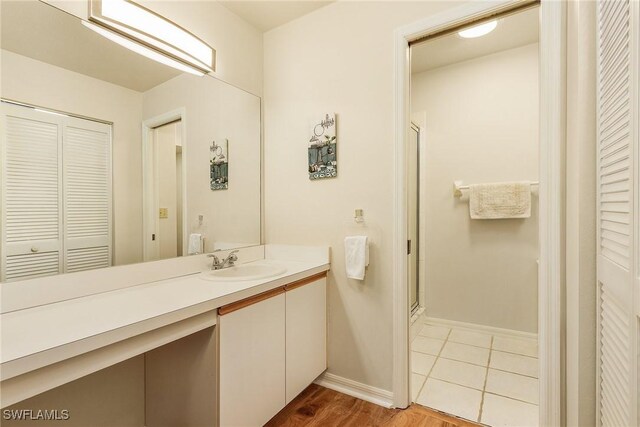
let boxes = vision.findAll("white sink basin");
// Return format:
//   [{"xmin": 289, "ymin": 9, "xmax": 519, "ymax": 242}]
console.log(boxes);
[{"xmin": 199, "ymin": 261, "xmax": 287, "ymax": 282}]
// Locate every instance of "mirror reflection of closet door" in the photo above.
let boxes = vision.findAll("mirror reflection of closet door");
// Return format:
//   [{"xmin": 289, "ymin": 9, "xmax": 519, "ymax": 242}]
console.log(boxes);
[
  {"xmin": 63, "ymin": 116, "xmax": 112, "ymax": 273},
  {"xmin": 1, "ymin": 103, "xmax": 62, "ymax": 281},
  {"xmin": 1, "ymin": 102, "xmax": 112, "ymax": 282},
  {"xmin": 408, "ymin": 124, "xmax": 420, "ymax": 314}
]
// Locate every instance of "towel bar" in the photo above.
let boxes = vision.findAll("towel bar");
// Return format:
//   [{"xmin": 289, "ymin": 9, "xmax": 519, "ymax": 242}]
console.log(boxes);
[{"xmin": 453, "ymin": 180, "xmax": 539, "ymax": 198}]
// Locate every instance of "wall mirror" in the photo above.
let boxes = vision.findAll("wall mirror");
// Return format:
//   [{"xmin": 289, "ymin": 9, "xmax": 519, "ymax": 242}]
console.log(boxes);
[{"xmin": 0, "ymin": 0, "xmax": 261, "ymax": 282}]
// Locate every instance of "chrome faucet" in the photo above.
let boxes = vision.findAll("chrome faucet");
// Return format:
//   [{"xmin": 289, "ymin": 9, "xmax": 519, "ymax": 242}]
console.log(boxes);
[{"xmin": 207, "ymin": 250, "xmax": 239, "ymax": 270}]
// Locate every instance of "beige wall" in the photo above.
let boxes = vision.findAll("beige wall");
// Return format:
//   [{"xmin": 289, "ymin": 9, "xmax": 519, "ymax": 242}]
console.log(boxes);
[
  {"xmin": 411, "ymin": 43, "xmax": 540, "ymax": 333},
  {"xmin": 142, "ymin": 74, "xmax": 261, "ymax": 251},
  {"xmin": 263, "ymin": 1, "xmax": 461, "ymax": 392},
  {"xmin": 1, "ymin": 50, "xmax": 144, "ymax": 267}
]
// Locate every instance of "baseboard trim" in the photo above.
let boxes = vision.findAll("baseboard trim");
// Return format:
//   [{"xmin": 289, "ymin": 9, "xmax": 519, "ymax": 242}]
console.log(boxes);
[
  {"xmin": 424, "ymin": 316, "xmax": 538, "ymax": 340},
  {"xmin": 314, "ymin": 372, "xmax": 394, "ymax": 408}
]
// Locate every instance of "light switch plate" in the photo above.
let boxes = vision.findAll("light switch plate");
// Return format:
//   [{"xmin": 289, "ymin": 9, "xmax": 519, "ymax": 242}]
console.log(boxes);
[{"xmin": 159, "ymin": 208, "xmax": 168, "ymax": 219}]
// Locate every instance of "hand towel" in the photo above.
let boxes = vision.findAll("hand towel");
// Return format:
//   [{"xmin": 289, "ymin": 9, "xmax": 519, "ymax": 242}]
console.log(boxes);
[
  {"xmin": 344, "ymin": 235, "xmax": 368, "ymax": 280},
  {"xmin": 470, "ymin": 182, "xmax": 531, "ymax": 219},
  {"xmin": 188, "ymin": 233, "xmax": 202, "ymax": 255}
]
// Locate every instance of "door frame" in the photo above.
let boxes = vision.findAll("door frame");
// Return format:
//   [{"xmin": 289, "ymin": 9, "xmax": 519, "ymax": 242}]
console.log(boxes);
[
  {"xmin": 142, "ymin": 108, "xmax": 188, "ymax": 261},
  {"xmin": 392, "ymin": 1, "xmax": 565, "ymax": 426}
]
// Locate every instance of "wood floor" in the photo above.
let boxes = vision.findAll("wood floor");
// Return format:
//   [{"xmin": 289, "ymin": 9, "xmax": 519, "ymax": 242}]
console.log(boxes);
[{"xmin": 265, "ymin": 384, "xmax": 481, "ymax": 427}]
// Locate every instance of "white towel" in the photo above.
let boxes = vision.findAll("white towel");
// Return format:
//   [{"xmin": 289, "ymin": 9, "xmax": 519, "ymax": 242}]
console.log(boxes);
[
  {"xmin": 344, "ymin": 236, "xmax": 368, "ymax": 280},
  {"xmin": 469, "ymin": 182, "xmax": 531, "ymax": 219},
  {"xmin": 188, "ymin": 233, "xmax": 202, "ymax": 255}
]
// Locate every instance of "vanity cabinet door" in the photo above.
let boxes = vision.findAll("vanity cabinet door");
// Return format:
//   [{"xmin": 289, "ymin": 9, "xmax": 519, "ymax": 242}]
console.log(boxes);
[
  {"xmin": 285, "ymin": 275, "xmax": 327, "ymax": 404},
  {"xmin": 219, "ymin": 290, "xmax": 286, "ymax": 427}
]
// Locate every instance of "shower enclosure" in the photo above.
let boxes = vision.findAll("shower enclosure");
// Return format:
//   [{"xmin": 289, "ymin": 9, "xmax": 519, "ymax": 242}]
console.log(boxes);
[{"xmin": 408, "ymin": 123, "xmax": 420, "ymax": 314}]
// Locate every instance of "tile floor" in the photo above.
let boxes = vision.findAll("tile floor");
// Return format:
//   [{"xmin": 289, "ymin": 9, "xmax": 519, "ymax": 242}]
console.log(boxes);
[{"xmin": 410, "ymin": 314, "xmax": 539, "ymax": 427}]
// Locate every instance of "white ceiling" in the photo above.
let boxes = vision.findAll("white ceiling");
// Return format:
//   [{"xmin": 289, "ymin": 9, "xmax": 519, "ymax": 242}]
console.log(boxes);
[
  {"xmin": 411, "ymin": 7, "xmax": 539, "ymax": 74},
  {"xmin": 1, "ymin": 0, "xmax": 180, "ymax": 92},
  {"xmin": 220, "ymin": 0, "xmax": 334, "ymax": 32}
]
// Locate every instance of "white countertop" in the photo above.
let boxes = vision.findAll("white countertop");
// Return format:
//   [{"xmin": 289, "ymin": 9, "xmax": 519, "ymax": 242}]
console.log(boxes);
[{"xmin": 1, "ymin": 257, "xmax": 329, "ymax": 380}]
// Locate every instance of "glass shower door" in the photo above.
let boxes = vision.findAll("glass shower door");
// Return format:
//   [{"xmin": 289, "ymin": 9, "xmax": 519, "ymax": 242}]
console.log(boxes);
[{"xmin": 408, "ymin": 124, "xmax": 420, "ymax": 314}]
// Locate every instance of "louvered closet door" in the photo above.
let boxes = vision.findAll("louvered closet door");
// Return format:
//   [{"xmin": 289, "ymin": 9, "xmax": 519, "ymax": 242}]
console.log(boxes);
[
  {"xmin": 596, "ymin": 0, "xmax": 639, "ymax": 426},
  {"xmin": 63, "ymin": 117, "xmax": 112, "ymax": 273},
  {"xmin": 1, "ymin": 103, "xmax": 63, "ymax": 282}
]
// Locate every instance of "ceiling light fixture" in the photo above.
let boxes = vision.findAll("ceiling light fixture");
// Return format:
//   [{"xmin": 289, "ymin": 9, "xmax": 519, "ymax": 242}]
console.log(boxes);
[
  {"xmin": 87, "ymin": 0, "xmax": 215, "ymax": 75},
  {"xmin": 458, "ymin": 20, "xmax": 498, "ymax": 38}
]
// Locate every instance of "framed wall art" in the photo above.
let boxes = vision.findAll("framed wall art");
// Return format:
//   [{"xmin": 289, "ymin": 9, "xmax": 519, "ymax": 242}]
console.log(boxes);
[
  {"xmin": 210, "ymin": 139, "xmax": 228, "ymax": 190},
  {"xmin": 308, "ymin": 113, "xmax": 337, "ymax": 180}
]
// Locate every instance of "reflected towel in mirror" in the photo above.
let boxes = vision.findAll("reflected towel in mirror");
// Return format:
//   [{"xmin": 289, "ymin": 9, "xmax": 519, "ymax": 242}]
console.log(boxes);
[{"xmin": 188, "ymin": 233, "xmax": 203, "ymax": 255}]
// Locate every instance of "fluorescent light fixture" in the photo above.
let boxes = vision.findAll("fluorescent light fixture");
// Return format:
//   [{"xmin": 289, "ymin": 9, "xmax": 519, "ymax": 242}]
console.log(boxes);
[
  {"xmin": 34, "ymin": 108, "xmax": 68, "ymax": 117},
  {"xmin": 88, "ymin": 0, "xmax": 214, "ymax": 74},
  {"xmin": 82, "ymin": 21, "xmax": 204, "ymax": 76},
  {"xmin": 458, "ymin": 20, "xmax": 498, "ymax": 38}
]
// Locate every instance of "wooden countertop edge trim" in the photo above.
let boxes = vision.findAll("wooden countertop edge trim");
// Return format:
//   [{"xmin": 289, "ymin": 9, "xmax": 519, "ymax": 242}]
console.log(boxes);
[
  {"xmin": 218, "ymin": 287, "xmax": 285, "ymax": 315},
  {"xmin": 284, "ymin": 272, "xmax": 327, "ymax": 292},
  {"xmin": 219, "ymin": 271, "xmax": 328, "ymax": 315}
]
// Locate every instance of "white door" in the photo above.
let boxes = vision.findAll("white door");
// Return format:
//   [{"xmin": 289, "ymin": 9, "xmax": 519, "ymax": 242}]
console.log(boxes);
[
  {"xmin": 596, "ymin": 0, "xmax": 639, "ymax": 425},
  {"xmin": 1, "ymin": 103, "xmax": 63, "ymax": 281}
]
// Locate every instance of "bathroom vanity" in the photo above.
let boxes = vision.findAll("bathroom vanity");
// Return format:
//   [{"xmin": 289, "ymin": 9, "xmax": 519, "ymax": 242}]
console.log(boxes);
[
  {"xmin": 0, "ymin": 245, "xmax": 330, "ymax": 426},
  {"xmin": 218, "ymin": 270, "xmax": 327, "ymax": 426},
  {"xmin": 1, "ymin": 3, "xmax": 326, "ymax": 425}
]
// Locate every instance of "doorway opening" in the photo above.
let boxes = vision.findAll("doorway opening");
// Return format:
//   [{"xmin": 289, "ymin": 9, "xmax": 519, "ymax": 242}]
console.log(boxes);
[
  {"xmin": 404, "ymin": 4, "xmax": 546, "ymax": 426},
  {"xmin": 142, "ymin": 109, "xmax": 187, "ymax": 262},
  {"xmin": 155, "ymin": 120, "xmax": 183, "ymax": 260}
]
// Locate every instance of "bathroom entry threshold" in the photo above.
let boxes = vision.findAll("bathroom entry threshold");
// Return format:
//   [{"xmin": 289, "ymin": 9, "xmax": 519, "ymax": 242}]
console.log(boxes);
[
  {"xmin": 415, "ymin": 405, "xmax": 489, "ymax": 427},
  {"xmin": 265, "ymin": 384, "xmax": 481, "ymax": 427}
]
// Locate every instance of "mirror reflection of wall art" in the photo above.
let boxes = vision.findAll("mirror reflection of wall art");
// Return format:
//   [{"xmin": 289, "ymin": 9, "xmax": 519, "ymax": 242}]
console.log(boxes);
[
  {"xmin": 210, "ymin": 139, "xmax": 229, "ymax": 190},
  {"xmin": 308, "ymin": 113, "xmax": 337, "ymax": 180}
]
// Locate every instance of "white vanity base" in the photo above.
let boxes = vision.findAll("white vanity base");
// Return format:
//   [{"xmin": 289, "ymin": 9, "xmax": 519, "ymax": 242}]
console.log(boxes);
[
  {"xmin": 1, "ymin": 311, "xmax": 216, "ymax": 410},
  {"xmin": 0, "ymin": 244, "xmax": 330, "ymax": 419}
]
